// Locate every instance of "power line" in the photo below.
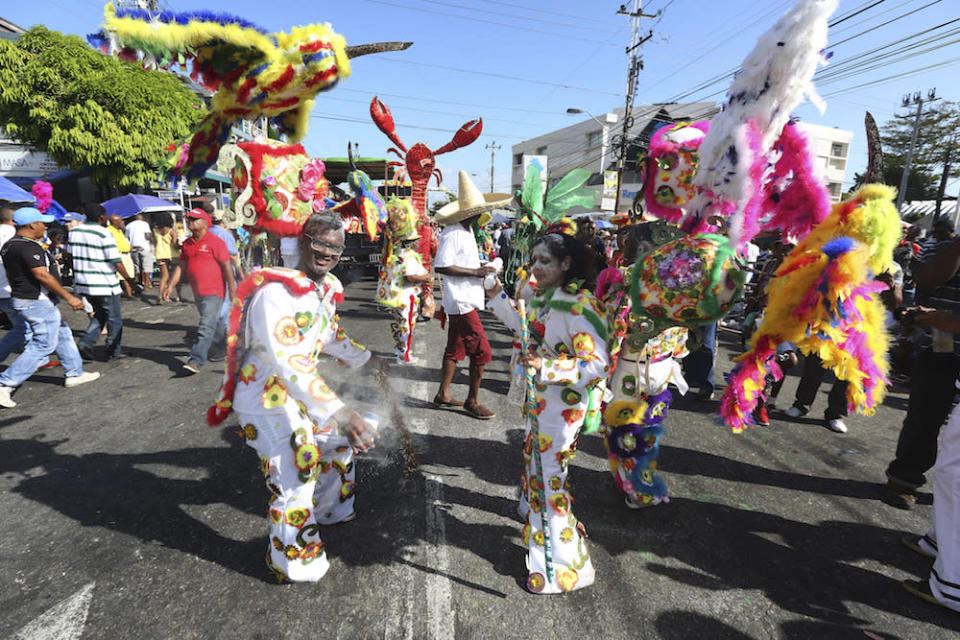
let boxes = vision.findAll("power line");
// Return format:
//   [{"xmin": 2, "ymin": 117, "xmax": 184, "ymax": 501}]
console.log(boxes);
[
  {"xmin": 309, "ymin": 113, "xmax": 527, "ymax": 139},
  {"xmin": 359, "ymin": 0, "xmax": 620, "ymax": 47},
  {"xmin": 475, "ymin": 0, "xmax": 620, "ymax": 26},
  {"xmin": 364, "ymin": 57, "xmax": 624, "ymax": 98},
  {"xmin": 418, "ymin": 0, "xmax": 622, "ymax": 35}
]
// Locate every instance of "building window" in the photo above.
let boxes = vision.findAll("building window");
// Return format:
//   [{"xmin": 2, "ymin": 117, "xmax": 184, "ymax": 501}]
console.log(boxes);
[
  {"xmin": 587, "ymin": 131, "xmax": 602, "ymax": 148},
  {"xmin": 513, "ymin": 153, "xmax": 523, "ymax": 166},
  {"xmin": 536, "ymin": 146, "xmax": 547, "ymax": 155},
  {"xmin": 830, "ymin": 142, "xmax": 846, "ymax": 158},
  {"xmin": 827, "ymin": 182, "xmax": 842, "ymax": 199}
]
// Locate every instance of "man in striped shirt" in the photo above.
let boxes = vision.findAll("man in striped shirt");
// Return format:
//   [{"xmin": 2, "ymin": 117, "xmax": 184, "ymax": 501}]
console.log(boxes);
[{"xmin": 68, "ymin": 203, "xmax": 132, "ymax": 361}]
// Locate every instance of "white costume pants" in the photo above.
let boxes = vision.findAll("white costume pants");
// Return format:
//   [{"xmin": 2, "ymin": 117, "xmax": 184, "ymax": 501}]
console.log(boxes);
[{"xmin": 926, "ymin": 401, "xmax": 960, "ymax": 611}]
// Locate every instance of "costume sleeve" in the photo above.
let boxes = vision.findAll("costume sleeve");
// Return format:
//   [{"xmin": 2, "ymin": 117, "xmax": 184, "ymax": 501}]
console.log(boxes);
[
  {"xmin": 245, "ymin": 284, "xmax": 345, "ymax": 423},
  {"xmin": 487, "ymin": 290, "xmax": 522, "ymax": 336},
  {"xmin": 538, "ymin": 306, "xmax": 609, "ymax": 390},
  {"xmin": 322, "ymin": 313, "xmax": 372, "ymax": 369}
]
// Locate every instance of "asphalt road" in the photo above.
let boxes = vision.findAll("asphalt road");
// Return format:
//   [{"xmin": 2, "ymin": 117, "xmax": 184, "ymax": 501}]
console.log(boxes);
[{"xmin": 1, "ymin": 278, "xmax": 959, "ymax": 639}]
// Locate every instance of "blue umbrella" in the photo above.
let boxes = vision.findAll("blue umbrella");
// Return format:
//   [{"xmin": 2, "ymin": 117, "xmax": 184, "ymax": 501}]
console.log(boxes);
[
  {"xmin": 0, "ymin": 176, "xmax": 37, "ymax": 205},
  {"xmin": 101, "ymin": 194, "xmax": 183, "ymax": 219}
]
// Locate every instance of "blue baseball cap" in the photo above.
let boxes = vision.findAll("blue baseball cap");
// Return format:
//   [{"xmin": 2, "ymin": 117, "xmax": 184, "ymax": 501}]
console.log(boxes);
[
  {"xmin": 13, "ymin": 207, "xmax": 55, "ymax": 226},
  {"xmin": 61, "ymin": 211, "xmax": 87, "ymax": 222}
]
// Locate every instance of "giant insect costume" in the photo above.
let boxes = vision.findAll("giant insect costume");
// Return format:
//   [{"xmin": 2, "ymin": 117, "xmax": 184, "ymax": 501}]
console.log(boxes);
[
  {"xmin": 370, "ymin": 97, "xmax": 483, "ymax": 319},
  {"xmin": 91, "ymin": 2, "xmax": 411, "ymax": 179}
]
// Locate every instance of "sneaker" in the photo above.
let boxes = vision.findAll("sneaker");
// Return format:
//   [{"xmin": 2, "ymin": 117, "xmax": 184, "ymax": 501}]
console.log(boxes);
[
  {"xmin": 753, "ymin": 405, "xmax": 770, "ymax": 426},
  {"xmin": 825, "ymin": 418, "xmax": 847, "ymax": 433},
  {"xmin": 695, "ymin": 387, "xmax": 715, "ymax": 402},
  {"xmin": 785, "ymin": 404, "xmax": 809, "ymax": 418},
  {"xmin": 0, "ymin": 385, "xmax": 16, "ymax": 408},
  {"xmin": 183, "ymin": 362, "xmax": 200, "ymax": 374},
  {"xmin": 625, "ymin": 495, "xmax": 657, "ymax": 509},
  {"xmin": 65, "ymin": 371, "xmax": 100, "ymax": 388}
]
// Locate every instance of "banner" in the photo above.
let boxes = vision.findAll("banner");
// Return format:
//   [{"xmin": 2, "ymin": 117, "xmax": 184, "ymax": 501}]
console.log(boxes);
[{"xmin": 601, "ymin": 170, "xmax": 618, "ymax": 211}]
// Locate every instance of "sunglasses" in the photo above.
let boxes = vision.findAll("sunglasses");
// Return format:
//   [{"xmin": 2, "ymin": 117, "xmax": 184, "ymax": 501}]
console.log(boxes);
[{"xmin": 303, "ymin": 234, "xmax": 345, "ymax": 256}]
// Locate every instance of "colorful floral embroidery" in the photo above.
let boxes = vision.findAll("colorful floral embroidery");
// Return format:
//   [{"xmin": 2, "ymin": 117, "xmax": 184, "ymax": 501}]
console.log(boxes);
[
  {"xmin": 310, "ymin": 377, "xmax": 336, "ymax": 401},
  {"xmin": 527, "ymin": 573, "xmax": 546, "ymax": 593},
  {"xmin": 269, "ymin": 509, "xmax": 282, "ymax": 525},
  {"xmin": 549, "ymin": 493, "xmax": 570, "ymax": 516},
  {"xmin": 262, "ymin": 376, "xmax": 288, "ymax": 408},
  {"xmin": 284, "ymin": 507, "xmax": 310, "ymax": 529},
  {"xmin": 572, "ymin": 332, "xmax": 596, "ymax": 357},
  {"xmin": 561, "ymin": 388, "xmax": 582, "ymax": 406},
  {"xmin": 556, "ymin": 568, "xmax": 579, "ymax": 592},
  {"xmin": 238, "ymin": 363, "xmax": 257, "ymax": 384},
  {"xmin": 561, "ymin": 408, "xmax": 585, "ymax": 426},
  {"xmin": 288, "ymin": 354, "xmax": 317, "ymax": 373},
  {"xmin": 560, "ymin": 527, "xmax": 575, "ymax": 543},
  {"xmin": 339, "ymin": 481, "xmax": 356, "ymax": 502},
  {"xmin": 274, "ymin": 317, "xmax": 302, "ymax": 345},
  {"xmin": 294, "ymin": 443, "xmax": 320, "ymax": 470}
]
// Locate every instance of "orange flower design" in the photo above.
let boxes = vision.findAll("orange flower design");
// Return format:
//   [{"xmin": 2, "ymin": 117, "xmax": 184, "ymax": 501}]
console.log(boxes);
[
  {"xmin": 309, "ymin": 377, "xmax": 337, "ymax": 401},
  {"xmin": 238, "ymin": 363, "xmax": 257, "ymax": 384}
]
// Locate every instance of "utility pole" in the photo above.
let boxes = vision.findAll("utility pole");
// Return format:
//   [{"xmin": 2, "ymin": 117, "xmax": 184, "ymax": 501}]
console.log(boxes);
[
  {"xmin": 614, "ymin": 1, "xmax": 655, "ymax": 215},
  {"xmin": 935, "ymin": 132, "xmax": 957, "ymax": 216},
  {"xmin": 485, "ymin": 142, "xmax": 501, "ymax": 193},
  {"xmin": 896, "ymin": 88, "xmax": 938, "ymax": 213}
]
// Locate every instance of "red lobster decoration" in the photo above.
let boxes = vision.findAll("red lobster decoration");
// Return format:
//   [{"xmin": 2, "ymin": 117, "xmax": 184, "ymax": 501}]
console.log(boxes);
[{"xmin": 370, "ymin": 96, "xmax": 483, "ymax": 319}]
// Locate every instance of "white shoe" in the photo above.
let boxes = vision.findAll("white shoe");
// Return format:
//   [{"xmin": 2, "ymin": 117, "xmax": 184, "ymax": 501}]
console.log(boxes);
[
  {"xmin": 65, "ymin": 371, "xmax": 101, "ymax": 388},
  {"xmin": 183, "ymin": 361, "xmax": 200, "ymax": 374},
  {"xmin": 825, "ymin": 418, "xmax": 847, "ymax": 433},
  {"xmin": 0, "ymin": 386, "xmax": 16, "ymax": 408},
  {"xmin": 785, "ymin": 404, "xmax": 809, "ymax": 418}
]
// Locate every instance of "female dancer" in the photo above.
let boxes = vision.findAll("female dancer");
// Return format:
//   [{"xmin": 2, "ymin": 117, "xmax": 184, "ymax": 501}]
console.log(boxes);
[{"xmin": 486, "ymin": 228, "xmax": 608, "ymax": 594}]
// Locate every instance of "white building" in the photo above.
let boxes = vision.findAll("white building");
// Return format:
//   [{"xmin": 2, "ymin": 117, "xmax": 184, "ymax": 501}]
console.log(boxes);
[
  {"xmin": 511, "ymin": 105, "xmax": 854, "ymax": 212},
  {"xmin": 795, "ymin": 121, "xmax": 853, "ymax": 202},
  {"xmin": 511, "ymin": 102, "xmax": 719, "ymax": 211}
]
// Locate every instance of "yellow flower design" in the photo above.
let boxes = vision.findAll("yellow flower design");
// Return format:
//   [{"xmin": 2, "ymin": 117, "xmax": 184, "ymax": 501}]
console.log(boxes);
[
  {"xmin": 261, "ymin": 376, "xmax": 288, "ymax": 409},
  {"xmin": 274, "ymin": 317, "xmax": 302, "ymax": 346},
  {"xmin": 288, "ymin": 354, "xmax": 317, "ymax": 374},
  {"xmin": 309, "ymin": 377, "xmax": 337, "ymax": 401},
  {"xmin": 238, "ymin": 363, "xmax": 257, "ymax": 384},
  {"xmin": 604, "ymin": 400, "xmax": 645, "ymax": 426},
  {"xmin": 572, "ymin": 332, "xmax": 596, "ymax": 357}
]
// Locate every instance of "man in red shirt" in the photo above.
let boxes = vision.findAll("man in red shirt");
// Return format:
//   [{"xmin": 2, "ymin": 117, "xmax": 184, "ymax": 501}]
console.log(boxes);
[{"xmin": 162, "ymin": 209, "xmax": 235, "ymax": 374}]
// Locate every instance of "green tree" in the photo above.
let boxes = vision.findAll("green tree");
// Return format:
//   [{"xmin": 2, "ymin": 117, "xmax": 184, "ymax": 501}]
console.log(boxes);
[
  {"xmin": 879, "ymin": 100, "xmax": 960, "ymax": 202},
  {"xmin": 0, "ymin": 27, "xmax": 203, "ymax": 189}
]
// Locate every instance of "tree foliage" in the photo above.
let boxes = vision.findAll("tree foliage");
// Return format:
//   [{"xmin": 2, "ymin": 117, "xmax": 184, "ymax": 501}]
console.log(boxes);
[
  {"xmin": 877, "ymin": 99, "xmax": 960, "ymax": 201},
  {"xmin": 0, "ymin": 27, "xmax": 203, "ymax": 188}
]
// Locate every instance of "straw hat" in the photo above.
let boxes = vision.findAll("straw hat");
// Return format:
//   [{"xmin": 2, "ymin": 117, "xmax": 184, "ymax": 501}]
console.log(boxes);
[{"xmin": 435, "ymin": 171, "xmax": 512, "ymax": 226}]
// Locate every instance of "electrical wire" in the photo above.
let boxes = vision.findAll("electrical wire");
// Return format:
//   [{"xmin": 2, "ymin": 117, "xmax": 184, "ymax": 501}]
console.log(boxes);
[{"xmin": 418, "ymin": 0, "xmax": 622, "ymax": 35}]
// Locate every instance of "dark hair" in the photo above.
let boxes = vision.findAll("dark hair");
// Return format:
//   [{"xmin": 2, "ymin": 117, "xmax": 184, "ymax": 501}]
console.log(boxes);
[
  {"xmin": 530, "ymin": 232, "xmax": 596, "ymax": 290},
  {"xmin": 302, "ymin": 209, "xmax": 344, "ymax": 237},
  {"xmin": 152, "ymin": 211, "xmax": 174, "ymax": 229},
  {"xmin": 83, "ymin": 202, "xmax": 107, "ymax": 220},
  {"xmin": 621, "ymin": 223, "xmax": 655, "ymax": 264}
]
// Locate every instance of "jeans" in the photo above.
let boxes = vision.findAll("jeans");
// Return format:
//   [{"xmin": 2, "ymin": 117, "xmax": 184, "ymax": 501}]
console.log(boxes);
[
  {"xmin": 190, "ymin": 294, "xmax": 226, "ymax": 367},
  {"xmin": 0, "ymin": 298, "xmax": 83, "ymax": 387},
  {"xmin": 683, "ymin": 322, "xmax": 717, "ymax": 392},
  {"xmin": 886, "ymin": 350, "xmax": 960, "ymax": 489},
  {"xmin": 794, "ymin": 353, "xmax": 848, "ymax": 420},
  {"xmin": 0, "ymin": 297, "xmax": 31, "ymax": 361},
  {"xmin": 77, "ymin": 294, "xmax": 123, "ymax": 359}
]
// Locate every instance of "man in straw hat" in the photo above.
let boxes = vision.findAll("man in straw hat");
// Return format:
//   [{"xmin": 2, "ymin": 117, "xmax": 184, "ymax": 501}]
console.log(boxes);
[{"xmin": 432, "ymin": 171, "xmax": 512, "ymax": 419}]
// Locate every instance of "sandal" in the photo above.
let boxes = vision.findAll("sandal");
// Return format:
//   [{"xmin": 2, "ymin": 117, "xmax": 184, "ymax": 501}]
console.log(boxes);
[{"xmin": 464, "ymin": 403, "xmax": 496, "ymax": 420}]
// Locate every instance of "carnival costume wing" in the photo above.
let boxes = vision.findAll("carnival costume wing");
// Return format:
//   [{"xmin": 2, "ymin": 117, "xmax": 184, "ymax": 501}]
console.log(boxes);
[
  {"xmin": 679, "ymin": 0, "xmax": 837, "ymax": 249},
  {"xmin": 91, "ymin": 2, "xmax": 410, "ymax": 180},
  {"xmin": 720, "ymin": 184, "xmax": 901, "ymax": 432}
]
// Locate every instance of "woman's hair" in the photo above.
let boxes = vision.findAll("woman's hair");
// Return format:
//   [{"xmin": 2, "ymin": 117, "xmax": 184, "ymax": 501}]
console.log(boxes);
[{"xmin": 530, "ymin": 232, "xmax": 596, "ymax": 290}]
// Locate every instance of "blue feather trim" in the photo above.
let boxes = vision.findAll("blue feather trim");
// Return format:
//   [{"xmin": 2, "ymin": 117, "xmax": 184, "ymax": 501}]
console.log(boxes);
[
  {"xmin": 821, "ymin": 236, "xmax": 855, "ymax": 258},
  {"xmin": 114, "ymin": 7, "xmax": 270, "ymax": 35}
]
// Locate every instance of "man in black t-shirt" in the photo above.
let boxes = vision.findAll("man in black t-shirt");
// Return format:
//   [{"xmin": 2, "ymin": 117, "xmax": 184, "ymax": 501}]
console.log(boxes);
[{"xmin": 0, "ymin": 208, "xmax": 100, "ymax": 408}]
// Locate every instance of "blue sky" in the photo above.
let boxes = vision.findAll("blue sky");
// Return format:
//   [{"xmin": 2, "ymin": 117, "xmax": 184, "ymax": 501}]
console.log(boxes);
[{"xmin": 4, "ymin": 0, "xmax": 959, "ymax": 200}]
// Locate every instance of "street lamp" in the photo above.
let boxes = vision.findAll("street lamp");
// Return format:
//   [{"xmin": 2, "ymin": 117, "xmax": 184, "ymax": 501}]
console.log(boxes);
[{"xmin": 567, "ymin": 108, "xmax": 612, "ymax": 209}]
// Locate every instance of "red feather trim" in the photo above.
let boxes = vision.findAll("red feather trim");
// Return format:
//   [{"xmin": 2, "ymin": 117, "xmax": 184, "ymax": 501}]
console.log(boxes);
[
  {"xmin": 207, "ymin": 269, "xmax": 317, "ymax": 426},
  {"xmin": 265, "ymin": 65, "xmax": 296, "ymax": 93}
]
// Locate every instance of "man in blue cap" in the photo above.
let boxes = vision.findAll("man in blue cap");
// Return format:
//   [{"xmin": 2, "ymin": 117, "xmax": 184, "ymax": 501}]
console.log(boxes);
[{"xmin": 0, "ymin": 207, "xmax": 99, "ymax": 407}]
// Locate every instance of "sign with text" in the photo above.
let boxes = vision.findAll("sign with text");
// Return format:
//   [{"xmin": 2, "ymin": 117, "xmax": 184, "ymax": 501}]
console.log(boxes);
[
  {"xmin": 0, "ymin": 144, "xmax": 60, "ymax": 178},
  {"xmin": 601, "ymin": 170, "xmax": 618, "ymax": 211}
]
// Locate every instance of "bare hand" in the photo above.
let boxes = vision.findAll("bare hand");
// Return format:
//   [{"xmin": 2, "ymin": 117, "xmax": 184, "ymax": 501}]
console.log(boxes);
[
  {"xmin": 475, "ymin": 265, "xmax": 497, "ymax": 278},
  {"xmin": 334, "ymin": 408, "xmax": 379, "ymax": 454},
  {"xmin": 913, "ymin": 309, "xmax": 960, "ymax": 334},
  {"xmin": 518, "ymin": 349, "xmax": 542, "ymax": 370},
  {"xmin": 66, "ymin": 295, "xmax": 85, "ymax": 311}
]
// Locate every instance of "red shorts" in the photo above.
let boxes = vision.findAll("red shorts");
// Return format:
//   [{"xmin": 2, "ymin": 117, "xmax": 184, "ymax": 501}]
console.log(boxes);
[{"xmin": 443, "ymin": 309, "xmax": 492, "ymax": 365}]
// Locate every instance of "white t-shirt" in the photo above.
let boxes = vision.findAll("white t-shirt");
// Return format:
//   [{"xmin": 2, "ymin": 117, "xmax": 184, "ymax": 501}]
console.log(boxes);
[
  {"xmin": 435, "ymin": 223, "xmax": 484, "ymax": 314},
  {"xmin": 125, "ymin": 219, "xmax": 152, "ymax": 251},
  {"xmin": 0, "ymin": 224, "xmax": 15, "ymax": 298}
]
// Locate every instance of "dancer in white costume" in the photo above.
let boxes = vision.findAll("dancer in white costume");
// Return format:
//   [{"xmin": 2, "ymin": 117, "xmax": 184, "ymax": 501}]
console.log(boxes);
[
  {"xmin": 487, "ymin": 229, "xmax": 609, "ymax": 594},
  {"xmin": 210, "ymin": 211, "xmax": 386, "ymax": 582}
]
